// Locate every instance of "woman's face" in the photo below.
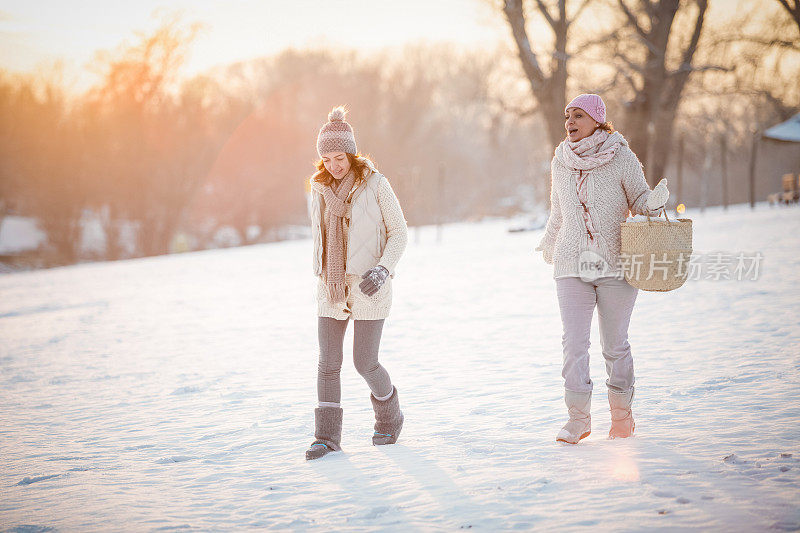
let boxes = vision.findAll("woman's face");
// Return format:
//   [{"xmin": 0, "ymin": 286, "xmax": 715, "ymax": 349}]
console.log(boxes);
[
  {"xmin": 565, "ymin": 107, "xmax": 598, "ymax": 142},
  {"xmin": 321, "ymin": 151, "xmax": 351, "ymax": 180}
]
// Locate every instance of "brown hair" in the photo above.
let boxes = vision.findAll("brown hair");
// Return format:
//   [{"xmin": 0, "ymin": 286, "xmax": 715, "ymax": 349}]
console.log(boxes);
[
  {"xmin": 597, "ymin": 121, "xmax": 615, "ymax": 133},
  {"xmin": 311, "ymin": 152, "xmax": 372, "ymax": 186}
]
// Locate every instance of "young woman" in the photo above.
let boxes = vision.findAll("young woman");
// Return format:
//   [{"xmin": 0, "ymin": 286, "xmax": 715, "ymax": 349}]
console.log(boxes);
[
  {"xmin": 535, "ymin": 94, "xmax": 669, "ymax": 444},
  {"xmin": 305, "ymin": 106, "xmax": 408, "ymax": 460}
]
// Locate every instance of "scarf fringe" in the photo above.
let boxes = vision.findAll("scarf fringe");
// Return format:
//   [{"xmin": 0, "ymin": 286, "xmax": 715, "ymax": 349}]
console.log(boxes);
[{"xmin": 326, "ymin": 282, "xmax": 347, "ymax": 304}]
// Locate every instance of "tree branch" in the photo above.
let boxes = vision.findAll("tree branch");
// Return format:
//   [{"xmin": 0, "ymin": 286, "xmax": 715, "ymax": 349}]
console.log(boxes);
[
  {"xmin": 776, "ymin": 0, "xmax": 798, "ymax": 16},
  {"xmin": 533, "ymin": 0, "xmax": 557, "ymax": 30},
  {"xmin": 574, "ymin": 26, "xmax": 624, "ymax": 49},
  {"xmin": 570, "ymin": 0, "xmax": 594, "ymax": 25},
  {"xmin": 613, "ymin": 68, "xmax": 640, "ymax": 93},
  {"xmin": 618, "ymin": 0, "xmax": 648, "ymax": 40},
  {"xmin": 496, "ymin": 98, "xmax": 540, "ymax": 118},
  {"xmin": 670, "ymin": 64, "xmax": 731, "ymax": 75},
  {"xmin": 665, "ymin": 0, "xmax": 708, "ymax": 108},
  {"xmin": 642, "ymin": 0, "xmax": 657, "ymax": 19},
  {"xmin": 503, "ymin": 0, "xmax": 547, "ymax": 86},
  {"xmin": 776, "ymin": 0, "xmax": 800, "ymax": 32},
  {"xmin": 615, "ymin": 51, "xmax": 645, "ymax": 74},
  {"xmin": 709, "ymin": 34, "xmax": 800, "ymax": 51},
  {"xmin": 678, "ymin": 0, "xmax": 707, "ymax": 70}
]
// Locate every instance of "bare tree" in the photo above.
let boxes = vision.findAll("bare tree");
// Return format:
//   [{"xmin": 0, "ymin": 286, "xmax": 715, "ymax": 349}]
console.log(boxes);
[
  {"xmin": 613, "ymin": 0, "xmax": 712, "ymax": 186},
  {"xmin": 776, "ymin": 0, "xmax": 800, "ymax": 33},
  {"xmin": 501, "ymin": 0, "xmax": 592, "ymax": 149},
  {"xmin": 86, "ymin": 15, "xmax": 203, "ymax": 258}
]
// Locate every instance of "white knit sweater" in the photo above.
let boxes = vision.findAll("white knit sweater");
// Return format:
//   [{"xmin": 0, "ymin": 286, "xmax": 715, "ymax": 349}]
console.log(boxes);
[{"xmin": 536, "ymin": 136, "xmax": 658, "ymax": 279}]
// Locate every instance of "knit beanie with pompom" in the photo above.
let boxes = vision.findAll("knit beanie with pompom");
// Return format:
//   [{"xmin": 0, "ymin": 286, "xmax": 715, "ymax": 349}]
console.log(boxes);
[{"xmin": 317, "ymin": 106, "xmax": 357, "ymax": 157}]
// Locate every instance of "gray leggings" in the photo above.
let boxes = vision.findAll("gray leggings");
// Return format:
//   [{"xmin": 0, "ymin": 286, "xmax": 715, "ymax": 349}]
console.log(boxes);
[{"xmin": 317, "ymin": 317, "xmax": 394, "ymax": 404}]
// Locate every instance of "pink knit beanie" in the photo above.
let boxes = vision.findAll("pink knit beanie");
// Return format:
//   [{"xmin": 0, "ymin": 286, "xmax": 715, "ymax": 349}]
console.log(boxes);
[
  {"xmin": 317, "ymin": 106, "xmax": 357, "ymax": 157},
  {"xmin": 565, "ymin": 94, "xmax": 606, "ymax": 124}
]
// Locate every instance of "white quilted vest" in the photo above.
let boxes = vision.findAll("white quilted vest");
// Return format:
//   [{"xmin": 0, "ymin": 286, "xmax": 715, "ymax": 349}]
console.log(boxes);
[{"xmin": 311, "ymin": 170, "xmax": 387, "ymax": 277}]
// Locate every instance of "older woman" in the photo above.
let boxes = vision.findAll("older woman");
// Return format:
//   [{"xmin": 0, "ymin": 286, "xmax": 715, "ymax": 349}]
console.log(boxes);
[{"xmin": 536, "ymin": 94, "xmax": 669, "ymax": 444}]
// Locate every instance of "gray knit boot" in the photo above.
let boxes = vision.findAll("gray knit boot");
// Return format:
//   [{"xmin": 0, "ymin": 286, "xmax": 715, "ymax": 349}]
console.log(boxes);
[
  {"xmin": 370, "ymin": 386, "xmax": 403, "ymax": 445},
  {"xmin": 305, "ymin": 406, "xmax": 343, "ymax": 460},
  {"xmin": 608, "ymin": 387, "xmax": 635, "ymax": 439},
  {"xmin": 556, "ymin": 390, "xmax": 592, "ymax": 444}
]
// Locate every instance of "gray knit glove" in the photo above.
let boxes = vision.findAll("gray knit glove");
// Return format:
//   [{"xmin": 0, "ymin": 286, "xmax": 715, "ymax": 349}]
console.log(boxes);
[{"xmin": 359, "ymin": 265, "xmax": 389, "ymax": 296}]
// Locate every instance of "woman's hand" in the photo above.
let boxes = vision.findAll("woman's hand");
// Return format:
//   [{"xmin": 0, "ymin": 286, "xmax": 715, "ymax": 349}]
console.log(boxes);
[
  {"xmin": 359, "ymin": 265, "xmax": 390, "ymax": 296},
  {"xmin": 646, "ymin": 178, "xmax": 669, "ymax": 214},
  {"xmin": 535, "ymin": 244, "xmax": 554, "ymax": 265}
]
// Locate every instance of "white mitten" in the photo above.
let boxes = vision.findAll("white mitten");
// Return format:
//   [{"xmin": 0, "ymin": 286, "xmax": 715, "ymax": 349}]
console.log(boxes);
[{"xmin": 646, "ymin": 178, "xmax": 669, "ymax": 213}]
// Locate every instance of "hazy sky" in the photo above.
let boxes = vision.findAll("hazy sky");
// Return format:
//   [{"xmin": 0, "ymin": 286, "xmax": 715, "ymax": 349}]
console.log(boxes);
[
  {"xmin": 0, "ymin": 0, "xmax": 771, "ymax": 94},
  {"xmin": 0, "ymin": 0, "xmax": 510, "ymax": 85}
]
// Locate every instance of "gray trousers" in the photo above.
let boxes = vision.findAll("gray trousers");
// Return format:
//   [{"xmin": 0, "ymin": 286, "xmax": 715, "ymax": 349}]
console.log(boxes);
[
  {"xmin": 556, "ymin": 276, "xmax": 638, "ymax": 394},
  {"xmin": 317, "ymin": 317, "xmax": 394, "ymax": 404}
]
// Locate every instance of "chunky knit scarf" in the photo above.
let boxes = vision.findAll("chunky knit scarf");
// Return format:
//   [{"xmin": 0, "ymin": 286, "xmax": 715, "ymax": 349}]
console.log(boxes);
[
  {"xmin": 556, "ymin": 130, "xmax": 625, "ymax": 247},
  {"xmin": 555, "ymin": 129, "xmax": 624, "ymax": 171},
  {"xmin": 321, "ymin": 170, "xmax": 356, "ymax": 303}
]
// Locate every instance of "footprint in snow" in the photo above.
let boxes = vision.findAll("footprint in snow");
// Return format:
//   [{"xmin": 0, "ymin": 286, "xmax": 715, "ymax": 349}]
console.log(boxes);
[
  {"xmin": 770, "ymin": 521, "xmax": 800, "ymax": 532},
  {"xmin": 123, "ymin": 444, "xmax": 155, "ymax": 451},
  {"xmin": 653, "ymin": 491, "xmax": 675, "ymax": 498},
  {"xmin": 155, "ymin": 456, "xmax": 195, "ymax": 464},
  {"xmin": 724, "ymin": 452, "xmax": 799, "ymax": 480},
  {"xmin": 16, "ymin": 474, "xmax": 61, "ymax": 486},
  {"xmin": 363, "ymin": 506, "xmax": 390, "ymax": 519}
]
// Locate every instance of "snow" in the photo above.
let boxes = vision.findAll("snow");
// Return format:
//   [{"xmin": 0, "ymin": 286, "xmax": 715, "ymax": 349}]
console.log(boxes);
[
  {"xmin": 1, "ymin": 203, "xmax": 799, "ymax": 531},
  {"xmin": 0, "ymin": 216, "xmax": 45, "ymax": 254}
]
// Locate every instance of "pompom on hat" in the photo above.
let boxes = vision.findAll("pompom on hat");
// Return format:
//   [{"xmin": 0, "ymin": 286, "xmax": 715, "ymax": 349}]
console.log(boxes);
[
  {"xmin": 317, "ymin": 106, "xmax": 357, "ymax": 157},
  {"xmin": 565, "ymin": 94, "xmax": 606, "ymax": 124}
]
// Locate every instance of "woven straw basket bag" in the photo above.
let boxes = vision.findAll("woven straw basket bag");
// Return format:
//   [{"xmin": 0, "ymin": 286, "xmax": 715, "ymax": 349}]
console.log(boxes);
[{"xmin": 619, "ymin": 209, "xmax": 693, "ymax": 292}]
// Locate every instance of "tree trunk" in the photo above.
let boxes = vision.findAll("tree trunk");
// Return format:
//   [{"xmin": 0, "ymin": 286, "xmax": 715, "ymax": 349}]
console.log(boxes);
[
  {"xmin": 502, "ymin": 0, "xmax": 573, "ymax": 205},
  {"xmin": 618, "ymin": 0, "xmax": 707, "ymax": 187},
  {"xmin": 776, "ymin": 0, "xmax": 800, "ymax": 34}
]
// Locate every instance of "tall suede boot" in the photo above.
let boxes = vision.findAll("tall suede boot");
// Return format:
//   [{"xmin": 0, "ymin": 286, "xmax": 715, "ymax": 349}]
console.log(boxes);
[
  {"xmin": 608, "ymin": 387, "xmax": 635, "ymax": 439},
  {"xmin": 370, "ymin": 386, "xmax": 403, "ymax": 445},
  {"xmin": 305, "ymin": 406, "xmax": 343, "ymax": 460},
  {"xmin": 556, "ymin": 390, "xmax": 592, "ymax": 444}
]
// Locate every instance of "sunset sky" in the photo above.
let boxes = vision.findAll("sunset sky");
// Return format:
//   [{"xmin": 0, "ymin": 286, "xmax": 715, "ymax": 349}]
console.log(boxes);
[{"xmin": 0, "ymin": 0, "xmax": 511, "ymax": 86}]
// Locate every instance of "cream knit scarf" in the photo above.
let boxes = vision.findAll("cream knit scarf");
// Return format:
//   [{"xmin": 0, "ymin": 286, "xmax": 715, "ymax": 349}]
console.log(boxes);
[
  {"xmin": 321, "ymin": 170, "xmax": 356, "ymax": 303},
  {"xmin": 556, "ymin": 129, "xmax": 625, "ymax": 171}
]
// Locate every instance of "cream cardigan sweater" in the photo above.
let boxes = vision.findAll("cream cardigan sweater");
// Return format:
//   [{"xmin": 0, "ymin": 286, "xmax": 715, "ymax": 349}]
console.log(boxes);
[{"xmin": 536, "ymin": 135, "xmax": 657, "ymax": 279}]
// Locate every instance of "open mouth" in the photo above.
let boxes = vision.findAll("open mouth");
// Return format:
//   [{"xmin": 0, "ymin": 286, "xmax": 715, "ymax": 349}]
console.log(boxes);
[{"xmin": 568, "ymin": 128, "xmax": 578, "ymax": 135}]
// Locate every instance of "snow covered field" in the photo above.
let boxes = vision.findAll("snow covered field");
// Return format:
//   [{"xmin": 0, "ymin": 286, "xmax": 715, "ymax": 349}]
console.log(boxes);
[{"xmin": 1, "ymin": 203, "xmax": 799, "ymax": 531}]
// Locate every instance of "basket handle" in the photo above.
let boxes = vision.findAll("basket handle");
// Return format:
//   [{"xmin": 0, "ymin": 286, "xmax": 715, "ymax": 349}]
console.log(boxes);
[{"xmin": 645, "ymin": 207, "xmax": 670, "ymax": 224}]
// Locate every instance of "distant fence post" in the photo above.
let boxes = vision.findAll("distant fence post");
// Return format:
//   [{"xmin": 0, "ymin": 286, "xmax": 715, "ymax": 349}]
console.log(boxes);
[
  {"xmin": 412, "ymin": 166, "xmax": 421, "ymax": 244},
  {"xmin": 720, "ymin": 134, "xmax": 728, "ymax": 211},
  {"xmin": 748, "ymin": 131, "xmax": 759, "ymax": 209},
  {"xmin": 436, "ymin": 163, "xmax": 444, "ymax": 244},
  {"xmin": 676, "ymin": 134, "xmax": 684, "ymax": 208}
]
